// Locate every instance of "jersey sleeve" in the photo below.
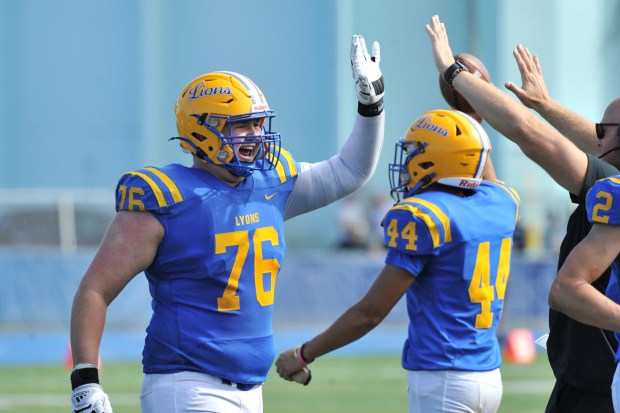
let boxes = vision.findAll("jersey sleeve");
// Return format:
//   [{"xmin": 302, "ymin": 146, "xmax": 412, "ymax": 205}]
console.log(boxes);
[
  {"xmin": 115, "ymin": 166, "xmax": 185, "ymax": 212},
  {"xmin": 587, "ymin": 175, "xmax": 620, "ymax": 225},
  {"xmin": 382, "ymin": 198, "xmax": 451, "ymax": 256}
]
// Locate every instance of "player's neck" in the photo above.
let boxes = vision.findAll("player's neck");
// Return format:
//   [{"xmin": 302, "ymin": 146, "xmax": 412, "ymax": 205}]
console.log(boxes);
[
  {"xmin": 427, "ymin": 184, "xmax": 471, "ymax": 197},
  {"xmin": 192, "ymin": 157, "xmax": 245, "ymax": 187}
]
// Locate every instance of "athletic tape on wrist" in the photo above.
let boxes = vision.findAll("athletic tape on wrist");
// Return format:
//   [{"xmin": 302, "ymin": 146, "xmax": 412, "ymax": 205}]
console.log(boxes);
[
  {"xmin": 358, "ymin": 99, "xmax": 384, "ymax": 117},
  {"xmin": 70, "ymin": 365, "xmax": 100, "ymax": 390}
]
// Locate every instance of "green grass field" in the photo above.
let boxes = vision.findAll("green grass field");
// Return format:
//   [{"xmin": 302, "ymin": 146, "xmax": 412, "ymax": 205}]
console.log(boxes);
[{"xmin": 0, "ymin": 355, "xmax": 554, "ymax": 412}]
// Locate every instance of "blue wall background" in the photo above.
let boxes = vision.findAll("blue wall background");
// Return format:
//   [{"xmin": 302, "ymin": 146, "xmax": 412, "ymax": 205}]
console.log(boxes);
[
  {"xmin": 1, "ymin": 0, "xmax": 619, "ymax": 364},
  {"xmin": 6, "ymin": 0, "xmax": 617, "ymax": 246},
  {"xmin": 0, "ymin": 250, "xmax": 555, "ymax": 364}
]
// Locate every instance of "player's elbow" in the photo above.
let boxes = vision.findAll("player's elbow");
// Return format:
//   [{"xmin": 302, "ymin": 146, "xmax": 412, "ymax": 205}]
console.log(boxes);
[
  {"xmin": 355, "ymin": 303, "xmax": 387, "ymax": 330},
  {"xmin": 548, "ymin": 277, "xmax": 571, "ymax": 313}
]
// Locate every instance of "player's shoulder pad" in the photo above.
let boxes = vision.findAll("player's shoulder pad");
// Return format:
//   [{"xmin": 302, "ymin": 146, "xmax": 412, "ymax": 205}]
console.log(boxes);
[
  {"xmin": 483, "ymin": 180, "xmax": 521, "ymax": 221},
  {"xmin": 484, "ymin": 180, "xmax": 521, "ymax": 205},
  {"xmin": 116, "ymin": 166, "xmax": 185, "ymax": 212},
  {"xmin": 262, "ymin": 146, "xmax": 299, "ymax": 183},
  {"xmin": 587, "ymin": 175, "xmax": 620, "ymax": 225},
  {"xmin": 383, "ymin": 196, "xmax": 452, "ymax": 255}
]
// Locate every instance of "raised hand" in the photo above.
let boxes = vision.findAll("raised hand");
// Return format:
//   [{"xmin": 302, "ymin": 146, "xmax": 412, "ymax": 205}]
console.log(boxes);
[
  {"xmin": 505, "ymin": 44, "xmax": 550, "ymax": 109},
  {"xmin": 425, "ymin": 15, "xmax": 457, "ymax": 75},
  {"xmin": 351, "ymin": 34, "xmax": 384, "ymax": 109}
]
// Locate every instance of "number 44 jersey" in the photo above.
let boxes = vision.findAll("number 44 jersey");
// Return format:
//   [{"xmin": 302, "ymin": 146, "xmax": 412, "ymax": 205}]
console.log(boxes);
[
  {"xmin": 115, "ymin": 152, "xmax": 299, "ymax": 385},
  {"xmin": 383, "ymin": 181, "xmax": 520, "ymax": 372}
]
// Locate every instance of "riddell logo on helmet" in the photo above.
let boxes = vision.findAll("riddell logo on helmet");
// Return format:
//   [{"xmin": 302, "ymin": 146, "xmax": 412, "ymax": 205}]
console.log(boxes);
[
  {"xmin": 458, "ymin": 179, "xmax": 480, "ymax": 189},
  {"xmin": 253, "ymin": 103, "xmax": 269, "ymax": 111},
  {"xmin": 187, "ymin": 82, "xmax": 232, "ymax": 102}
]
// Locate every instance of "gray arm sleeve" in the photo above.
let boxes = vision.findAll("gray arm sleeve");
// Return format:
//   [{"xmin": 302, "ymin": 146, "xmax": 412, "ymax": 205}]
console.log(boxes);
[{"xmin": 284, "ymin": 112, "xmax": 385, "ymax": 220}]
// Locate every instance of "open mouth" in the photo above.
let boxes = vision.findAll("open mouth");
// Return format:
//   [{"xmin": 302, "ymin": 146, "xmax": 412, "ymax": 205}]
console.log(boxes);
[{"xmin": 236, "ymin": 143, "xmax": 259, "ymax": 162}]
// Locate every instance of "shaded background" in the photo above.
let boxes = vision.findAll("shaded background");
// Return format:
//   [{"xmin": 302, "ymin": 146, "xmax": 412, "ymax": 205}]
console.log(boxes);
[{"xmin": 0, "ymin": 0, "xmax": 619, "ymax": 364}]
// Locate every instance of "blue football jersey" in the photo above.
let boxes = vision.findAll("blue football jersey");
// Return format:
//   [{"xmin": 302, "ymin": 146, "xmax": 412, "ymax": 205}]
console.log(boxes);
[
  {"xmin": 586, "ymin": 175, "xmax": 620, "ymax": 363},
  {"xmin": 115, "ymin": 148, "xmax": 299, "ymax": 384},
  {"xmin": 383, "ymin": 181, "xmax": 520, "ymax": 371}
]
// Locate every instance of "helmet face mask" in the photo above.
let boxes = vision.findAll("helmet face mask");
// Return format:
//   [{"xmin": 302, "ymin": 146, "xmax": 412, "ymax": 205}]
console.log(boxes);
[
  {"xmin": 389, "ymin": 109, "xmax": 491, "ymax": 202},
  {"xmin": 173, "ymin": 71, "xmax": 282, "ymax": 177}
]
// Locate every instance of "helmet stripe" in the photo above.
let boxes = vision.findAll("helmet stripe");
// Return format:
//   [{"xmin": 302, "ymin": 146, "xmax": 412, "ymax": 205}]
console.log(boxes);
[
  {"xmin": 460, "ymin": 112, "xmax": 491, "ymax": 179},
  {"xmin": 219, "ymin": 71, "xmax": 266, "ymax": 107}
]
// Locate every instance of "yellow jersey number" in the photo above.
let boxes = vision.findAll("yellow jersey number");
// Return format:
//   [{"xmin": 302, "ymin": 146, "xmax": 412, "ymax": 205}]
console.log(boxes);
[
  {"xmin": 592, "ymin": 191, "xmax": 612, "ymax": 224},
  {"xmin": 386, "ymin": 216, "xmax": 511, "ymax": 329},
  {"xmin": 469, "ymin": 238, "xmax": 512, "ymax": 329},
  {"xmin": 215, "ymin": 227, "xmax": 280, "ymax": 311}
]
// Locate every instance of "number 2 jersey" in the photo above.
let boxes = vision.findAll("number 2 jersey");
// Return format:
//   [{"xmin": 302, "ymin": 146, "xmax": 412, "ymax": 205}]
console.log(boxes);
[
  {"xmin": 586, "ymin": 175, "xmax": 620, "ymax": 363},
  {"xmin": 383, "ymin": 181, "xmax": 520, "ymax": 372},
  {"xmin": 115, "ymin": 150, "xmax": 299, "ymax": 385}
]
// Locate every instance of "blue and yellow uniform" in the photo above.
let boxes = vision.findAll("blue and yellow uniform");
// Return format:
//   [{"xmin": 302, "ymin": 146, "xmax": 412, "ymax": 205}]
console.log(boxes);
[
  {"xmin": 383, "ymin": 181, "xmax": 520, "ymax": 371},
  {"xmin": 586, "ymin": 175, "xmax": 620, "ymax": 363},
  {"xmin": 115, "ymin": 148, "xmax": 299, "ymax": 385}
]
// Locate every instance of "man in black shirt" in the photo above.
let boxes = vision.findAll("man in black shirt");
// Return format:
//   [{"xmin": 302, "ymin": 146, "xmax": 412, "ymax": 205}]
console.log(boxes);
[
  {"xmin": 426, "ymin": 16, "xmax": 620, "ymax": 412},
  {"xmin": 503, "ymin": 46, "xmax": 620, "ymax": 413}
]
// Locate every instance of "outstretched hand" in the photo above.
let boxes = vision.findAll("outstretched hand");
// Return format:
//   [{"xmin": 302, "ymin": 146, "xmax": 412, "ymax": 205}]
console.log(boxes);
[
  {"xmin": 505, "ymin": 44, "xmax": 550, "ymax": 109},
  {"xmin": 425, "ymin": 15, "xmax": 457, "ymax": 75},
  {"xmin": 351, "ymin": 34, "xmax": 384, "ymax": 106}
]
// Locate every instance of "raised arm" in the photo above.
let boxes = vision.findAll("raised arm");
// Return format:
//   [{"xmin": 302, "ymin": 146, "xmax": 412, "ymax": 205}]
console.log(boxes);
[
  {"xmin": 285, "ymin": 35, "xmax": 385, "ymax": 219},
  {"xmin": 425, "ymin": 15, "xmax": 588, "ymax": 195},
  {"xmin": 505, "ymin": 44, "xmax": 598, "ymax": 153}
]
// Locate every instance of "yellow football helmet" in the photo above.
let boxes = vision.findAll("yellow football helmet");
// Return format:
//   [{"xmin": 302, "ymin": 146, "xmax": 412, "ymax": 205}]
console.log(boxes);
[
  {"xmin": 389, "ymin": 109, "xmax": 491, "ymax": 201},
  {"xmin": 173, "ymin": 71, "xmax": 281, "ymax": 177}
]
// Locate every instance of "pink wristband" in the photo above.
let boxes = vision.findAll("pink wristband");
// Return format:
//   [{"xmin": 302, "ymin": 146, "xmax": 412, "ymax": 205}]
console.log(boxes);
[{"xmin": 294, "ymin": 345, "xmax": 311, "ymax": 366}]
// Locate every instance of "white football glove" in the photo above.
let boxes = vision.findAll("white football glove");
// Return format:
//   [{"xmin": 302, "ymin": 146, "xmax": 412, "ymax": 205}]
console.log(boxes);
[
  {"xmin": 351, "ymin": 34, "xmax": 384, "ymax": 106},
  {"xmin": 71, "ymin": 383, "xmax": 113, "ymax": 413}
]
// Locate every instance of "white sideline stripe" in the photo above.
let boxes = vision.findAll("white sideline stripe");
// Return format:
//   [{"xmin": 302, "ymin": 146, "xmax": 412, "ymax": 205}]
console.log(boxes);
[
  {"xmin": 0, "ymin": 381, "xmax": 555, "ymax": 407},
  {"xmin": 0, "ymin": 393, "xmax": 138, "ymax": 408}
]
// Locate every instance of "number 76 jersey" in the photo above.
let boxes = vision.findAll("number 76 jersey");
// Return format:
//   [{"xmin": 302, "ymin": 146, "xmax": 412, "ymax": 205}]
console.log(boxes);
[
  {"xmin": 115, "ymin": 156, "xmax": 299, "ymax": 385},
  {"xmin": 383, "ymin": 181, "xmax": 520, "ymax": 372}
]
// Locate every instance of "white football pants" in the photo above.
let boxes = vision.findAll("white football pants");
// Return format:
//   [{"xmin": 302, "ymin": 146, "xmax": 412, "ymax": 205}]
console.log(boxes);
[
  {"xmin": 406, "ymin": 368, "xmax": 502, "ymax": 413},
  {"xmin": 140, "ymin": 371, "xmax": 263, "ymax": 413}
]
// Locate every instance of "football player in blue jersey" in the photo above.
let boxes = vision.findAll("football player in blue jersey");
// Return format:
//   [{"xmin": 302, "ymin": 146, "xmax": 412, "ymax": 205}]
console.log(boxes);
[
  {"xmin": 549, "ymin": 175, "xmax": 620, "ymax": 411},
  {"xmin": 69, "ymin": 34, "xmax": 384, "ymax": 413},
  {"xmin": 276, "ymin": 109, "xmax": 521, "ymax": 413}
]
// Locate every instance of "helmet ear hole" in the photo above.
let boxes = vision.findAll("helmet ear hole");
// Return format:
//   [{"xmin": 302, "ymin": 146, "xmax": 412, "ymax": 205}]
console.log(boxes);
[
  {"xmin": 419, "ymin": 162, "xmax": 434, "ymax": 170},
  {"xmin": 191, "ymin": 132, "xmax": 207, "ymax": 143}
]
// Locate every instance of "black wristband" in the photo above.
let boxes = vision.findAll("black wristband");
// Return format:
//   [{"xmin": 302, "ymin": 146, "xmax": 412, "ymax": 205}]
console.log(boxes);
[
  {"xmin": 300, "ymin": 342, "xmax": 315, "ymax": 364},
  {"xmin": 70, "ymin": 367, "xmax": 100, "ymax": 390},
  {"xmin": 443, "ymin": 61, "xmax": 468, "ymax": 87},
  {"xmin": 358, "ymin": 98, "xmax": 384, "ymax": 117}
]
